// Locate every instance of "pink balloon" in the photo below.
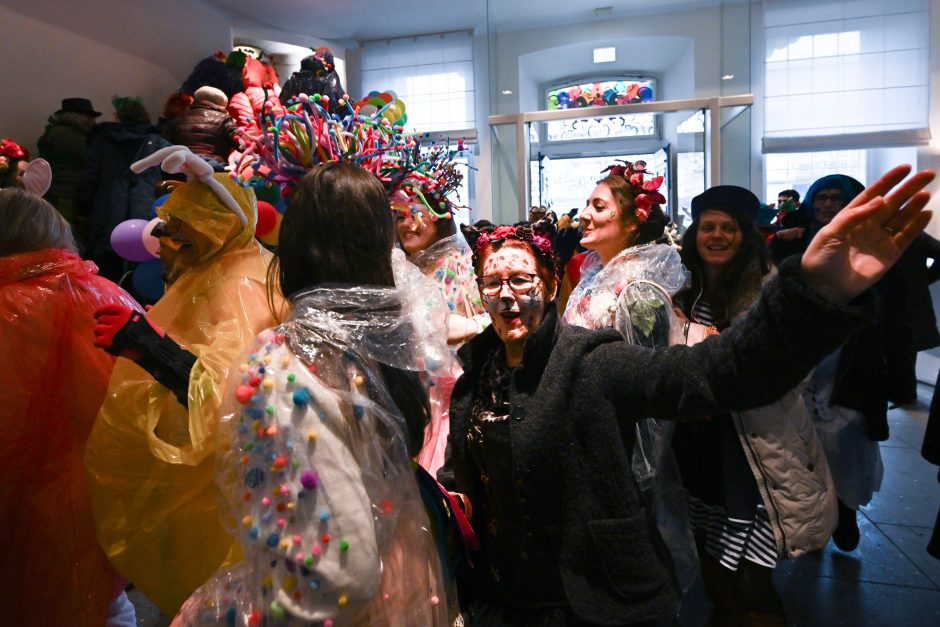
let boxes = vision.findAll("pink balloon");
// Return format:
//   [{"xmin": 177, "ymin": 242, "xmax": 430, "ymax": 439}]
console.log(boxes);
[
  {"xmin": 142, "ymin": 217, "xmax": 162, "ymax": 259},
  {"xmin": 111, "ymin": 219, "xmax": 152, "ymax": 262}
]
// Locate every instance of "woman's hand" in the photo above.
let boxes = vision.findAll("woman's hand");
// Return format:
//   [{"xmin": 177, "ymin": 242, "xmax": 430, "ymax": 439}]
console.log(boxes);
[{"xmin": 802, "ymin": 165, "xmax": 934, "ymax": 303}]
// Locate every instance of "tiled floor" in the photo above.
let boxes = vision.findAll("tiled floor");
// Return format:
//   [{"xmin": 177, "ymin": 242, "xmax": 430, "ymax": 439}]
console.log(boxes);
[
  {"xmin": 771, "ymin": 383, "xmax": 940, "ymax": 627},
  {"xmin": 131, "ymin": 386, "xmax": 940, "ymax": 627}
]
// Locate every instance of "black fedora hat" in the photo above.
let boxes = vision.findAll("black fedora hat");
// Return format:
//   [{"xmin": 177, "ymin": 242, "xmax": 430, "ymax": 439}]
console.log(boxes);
[
  {"xmin": 690, "ymin": 185, "xmax": 760, "ymax": 222},
  {"xmin": 55, "ymin": 98, "xmax": 102, "ymax": 117}
]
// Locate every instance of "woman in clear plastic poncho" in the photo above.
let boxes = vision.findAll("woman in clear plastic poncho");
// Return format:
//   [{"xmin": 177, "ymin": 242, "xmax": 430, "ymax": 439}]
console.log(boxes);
[
  {"xmin": 0, "ymin": 189, "xmax": 141, "ymax": 626},
  {"xmin": 392, "ymin": 172, "xmax": 489, "ymax": 476},
  {"xmin": 560, "ymin": 162, "xmax": 698, "ymax": 594},
  {"xmin": 84, "ymin": 165, "xmax": 281, "ymax": 615},
  {"xmin": 175, "ymin": 162, "xmax": 450, "ymax": 625}
]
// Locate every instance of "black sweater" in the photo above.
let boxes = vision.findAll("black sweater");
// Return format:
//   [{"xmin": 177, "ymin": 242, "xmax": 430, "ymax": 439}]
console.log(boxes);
[{"xmin": 441, "ymin": 259, "xmax": 874, "ymax": 625}]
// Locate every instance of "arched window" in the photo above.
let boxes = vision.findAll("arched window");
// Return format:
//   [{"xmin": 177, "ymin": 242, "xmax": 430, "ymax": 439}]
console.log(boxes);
[{"xmin": 543, "ymin": 77, "xmax": 657, "ymax": 142}]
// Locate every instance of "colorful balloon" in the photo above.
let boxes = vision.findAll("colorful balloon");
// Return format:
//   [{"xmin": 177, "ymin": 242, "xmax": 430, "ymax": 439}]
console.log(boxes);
[
  {"xmin": 132, "ymin": 259, "xmax": 165, "ymax": 300},
  {"xmin": 258, "ymin": 211, "xmax": 283, "ymax": 247},
  {"xmin": 142, "ymin": 217, "xmax": 162, "ymax": 259},
  {"xmin": 255, "ymin": 200, "xmax": 278, "ymax": 237},
  {"xmin": 151, "ymin": 193, "xmax": 169, "ymax": 218},
  {"xmin": 111, "ymin": 219, "xmax": 153, "ymax": 262}
]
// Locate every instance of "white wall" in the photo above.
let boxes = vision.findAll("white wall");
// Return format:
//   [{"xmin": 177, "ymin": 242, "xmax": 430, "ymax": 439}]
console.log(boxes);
[
  {"xmin": 917, "ymin": 1, "xmax": 940, "ymax": 239},
  {"xmin": 485, "ymin": 3, "xmax": 739, "ymax": 219},
  {"xmin": 489, "ymin": 4, "xmax": 728, "ymax": 118},
  {"xmin": 0, "ymin": 0, "xmax": 344, "ymax": 155},
  {"xmin": 0, "ymin": 5, "xmax": 182, "ymax": 153}
]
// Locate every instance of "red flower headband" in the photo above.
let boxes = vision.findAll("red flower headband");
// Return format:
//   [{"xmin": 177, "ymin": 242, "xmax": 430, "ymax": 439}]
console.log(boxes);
[
  {"xmin": 461, "ymin": 221, "xmax": 556, "ymax": 269},
  {"xmin": 0, "ymin": 138, "xmax": 27, "ymax": 175},
  {"xmin": 0, "ymin": 138, "xmax": 26, "ymax": 160},
  {"xmin": 600, "ymin": 160, "xmax": 665, "ymax": 222}
]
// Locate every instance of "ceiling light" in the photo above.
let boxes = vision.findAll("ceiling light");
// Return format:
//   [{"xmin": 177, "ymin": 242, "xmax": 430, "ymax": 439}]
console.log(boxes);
[
  {"xmin": 722, "ymin": 74, "xmax": 734, "ymax": 80},
  {"xmin": 501, "ymin": 89, "xmax": 513, "ymax": 95},
  {"xmin": 593, "ymin": 47, "xmax": 616, "ymax": 63}
]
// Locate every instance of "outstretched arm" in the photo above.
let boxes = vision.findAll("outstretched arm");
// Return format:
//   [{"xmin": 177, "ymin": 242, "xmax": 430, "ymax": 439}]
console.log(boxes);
[
  {"xmin": 802, "ymin": 165, "xmax": 934, "ymax": 303},
  {"xmin": 594, "ymin": 165, "xmax": 934, "ymax": 420}
]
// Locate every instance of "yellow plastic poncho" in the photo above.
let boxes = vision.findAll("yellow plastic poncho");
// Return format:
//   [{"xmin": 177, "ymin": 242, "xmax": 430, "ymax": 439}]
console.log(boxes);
[{"xmin": 85, "ymin": 174, "xmax": 282, "ymax": 615}]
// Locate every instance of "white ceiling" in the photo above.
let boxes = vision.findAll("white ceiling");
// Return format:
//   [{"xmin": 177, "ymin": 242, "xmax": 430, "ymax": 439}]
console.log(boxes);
[{"xmin": 204, "ymin": 0, "xmax": 726, "ymax": 44}]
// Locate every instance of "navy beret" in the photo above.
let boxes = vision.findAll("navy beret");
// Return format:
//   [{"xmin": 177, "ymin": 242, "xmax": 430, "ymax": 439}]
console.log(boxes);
[{"xmin": 691, "ymin": 185, "xmax": 760, "ymax": 222}]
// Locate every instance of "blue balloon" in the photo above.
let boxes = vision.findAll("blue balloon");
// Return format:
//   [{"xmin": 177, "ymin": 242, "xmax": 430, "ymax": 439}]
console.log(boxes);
[
  {"xmin": 132, "ymin": 259, "xmax": 164, "ymax": 301},
  {"xmin": 151, "ymin": 193, "xmax": 170, "ymax": 218},
  {"xmin": 638, "ymin": 86, "xmax": 654, "ymax": 102}
]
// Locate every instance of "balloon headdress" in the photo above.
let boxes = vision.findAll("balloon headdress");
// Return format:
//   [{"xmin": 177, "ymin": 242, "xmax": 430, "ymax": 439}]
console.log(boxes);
[
  {"xmin": 385, "ymin": 141, "xmax": 469, "ymax": 229},
  {"xmin": 230, "ymin": 90, "xmax": 467, "ymax": 221},
  {"xmin": 231, "ymin": 91, "xmax": 412, "ymax": 193}
]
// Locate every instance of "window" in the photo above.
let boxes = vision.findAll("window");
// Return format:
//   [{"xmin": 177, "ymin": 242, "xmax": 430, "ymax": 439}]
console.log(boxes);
[
  {"xmin": 763, "ymin": 0, "xmax": 929, "ymax": 148},
  {"xmin": 360, "ymin": 31, "xmax": 475, "ymax": 133},
  {"xmin": 542, "ymin": 78, "xmax": 657, "ymax": 142},
  {"xmin": 529, "ymin": 152, "xmax": 667, "ymax": 214},
  {"xmin": 763, "ymin": 150, "xmax": 867, "ymax": 205}
]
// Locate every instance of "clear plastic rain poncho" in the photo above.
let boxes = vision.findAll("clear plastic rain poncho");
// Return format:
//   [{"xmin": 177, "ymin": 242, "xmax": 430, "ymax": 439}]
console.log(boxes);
[
  {"xmin": 562, "ymin": 242, "xmax": 700, "ymax": 593},
  {"xmin": 563, "ymin": 242, "xmax": 689, "ymax": 346},
  {"xmin": 409, "ymin": 234, "xmax": 488, "ymax": 475},
  {"xmin": 84, "ymin": 174, "xmax": 282, "ymax": 615},
  {"xmin": 0, "ymin": 249, "xmax": 140, "ymax": 626},
  {"xmin": 175, "ymin": 251, "xmax": 451, "ymax": 626}
]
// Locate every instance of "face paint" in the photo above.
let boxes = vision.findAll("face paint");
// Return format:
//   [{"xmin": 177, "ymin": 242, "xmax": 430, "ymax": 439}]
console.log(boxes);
[
  {"xmin": 580, "ymin": 182, "xmax": 632, "ymax": 261},
  {"xmin": 480, "ymin": 246, "xmax": 546, "ymax": 355}
]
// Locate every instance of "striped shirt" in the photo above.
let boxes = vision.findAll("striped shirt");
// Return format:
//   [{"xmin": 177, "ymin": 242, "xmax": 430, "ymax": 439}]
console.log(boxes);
[
  {"xmin": 687, "ymin": 497, "xmax": 778, "ymax": 570},
  {"xmin": 686, "ymin": 298, "xmax": 779, "ymax": 570}
]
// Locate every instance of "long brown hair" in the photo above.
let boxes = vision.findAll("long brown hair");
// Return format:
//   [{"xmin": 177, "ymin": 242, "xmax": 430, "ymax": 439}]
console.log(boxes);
[
  {"xmin": 266, "ymin": 162, "xmax": 430, "ymax": 456},
  {"xmin": 598, "ymin": 174, "xmax": 668, "ymax": 246},
  {"xmin": 678, "ymin": 209, "xmax": 770, "ymax": 328}
]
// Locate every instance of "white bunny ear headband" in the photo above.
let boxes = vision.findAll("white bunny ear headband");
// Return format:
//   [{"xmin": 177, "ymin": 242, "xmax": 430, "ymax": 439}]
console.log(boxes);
[{"xmin": 131, "ymin": 145, "xmax": 249, "ymax": 227}]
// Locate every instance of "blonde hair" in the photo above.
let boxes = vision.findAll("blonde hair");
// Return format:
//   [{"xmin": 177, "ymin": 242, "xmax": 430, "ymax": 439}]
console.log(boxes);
[{"xmin": 0, "ymin": 188, "xmax": 78, "ymax": 256}]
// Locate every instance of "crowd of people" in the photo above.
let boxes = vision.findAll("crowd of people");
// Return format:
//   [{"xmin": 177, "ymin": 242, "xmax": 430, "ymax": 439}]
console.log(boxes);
[{"xmin": 3, "ymin": 45, "xmax": 940, "ymax": 627}]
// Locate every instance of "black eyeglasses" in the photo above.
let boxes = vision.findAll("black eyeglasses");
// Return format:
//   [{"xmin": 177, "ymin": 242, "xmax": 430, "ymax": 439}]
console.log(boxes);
[
  {"xmin": 814, "ymin": 192, "xmax": 844, "ymax": 206},
  {"xmin": 477, "ymin": 273, "xmax": 539, "ymax": 296}
]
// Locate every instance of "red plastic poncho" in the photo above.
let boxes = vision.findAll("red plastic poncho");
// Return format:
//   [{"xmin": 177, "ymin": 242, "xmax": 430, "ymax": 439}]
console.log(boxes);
[{"xmin": 0, "ymin": 248, "xmax": 140, "ymax": 625}]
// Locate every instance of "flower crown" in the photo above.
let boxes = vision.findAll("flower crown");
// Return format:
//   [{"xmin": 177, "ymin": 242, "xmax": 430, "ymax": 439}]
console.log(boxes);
[
  {"xmin": 461, "ymin": 220, "xmax": 556, "ymax": 270},
  {"xmin": 600, "ymin": 160, "xmax": 665, "ymax": 222}
]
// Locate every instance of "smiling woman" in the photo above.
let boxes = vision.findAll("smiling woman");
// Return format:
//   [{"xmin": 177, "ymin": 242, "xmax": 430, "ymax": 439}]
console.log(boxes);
[
  {"xmin": 438, "ymin": 164, "xmax": 934, "ymax": 625},
  {"xmin": 672, "ymin": 184, "xmax": 836, "ymax": 624}
]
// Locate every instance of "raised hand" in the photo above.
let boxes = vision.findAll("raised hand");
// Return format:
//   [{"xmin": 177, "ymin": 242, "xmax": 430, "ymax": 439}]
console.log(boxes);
[{"xmin": 802, "ymin": 165, "xmax": 934, "ymax": 303}]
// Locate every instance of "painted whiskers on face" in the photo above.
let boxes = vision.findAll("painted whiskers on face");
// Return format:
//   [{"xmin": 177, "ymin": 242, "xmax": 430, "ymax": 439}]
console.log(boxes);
[
  {"xmin": 481, "ymin": 281, "xmax": 543, "ymax": 313},
  {"xmin": 479, "ymin": 247, "xmax": 547, "ymax": 362}
]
